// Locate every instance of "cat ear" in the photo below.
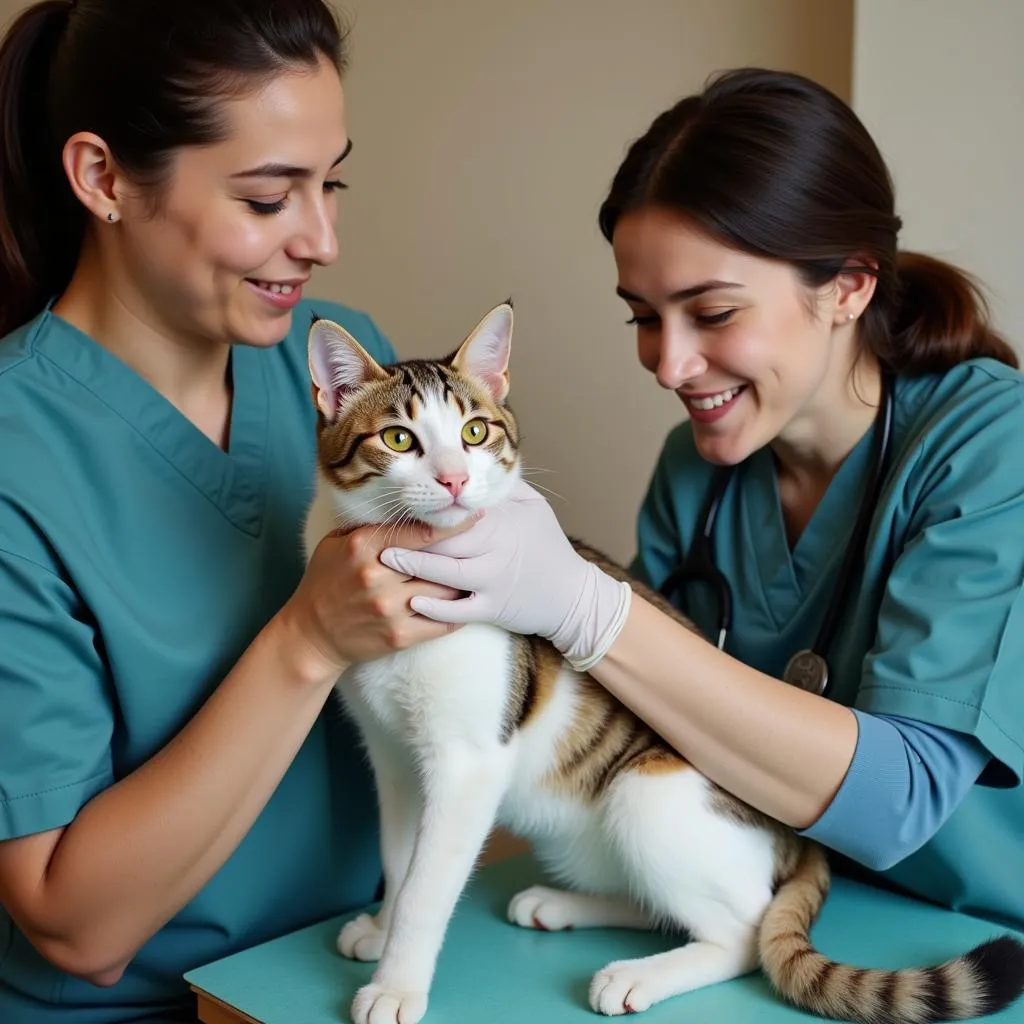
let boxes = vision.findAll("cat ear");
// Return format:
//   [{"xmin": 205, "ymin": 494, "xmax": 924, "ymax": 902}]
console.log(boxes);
[
  {"xmin": 307, "ymin": 318, "xmax": 387, "ymax": 422},
  {"xmin": 451, "ymin": 301, "xmax": 513, "ymax": 404}
]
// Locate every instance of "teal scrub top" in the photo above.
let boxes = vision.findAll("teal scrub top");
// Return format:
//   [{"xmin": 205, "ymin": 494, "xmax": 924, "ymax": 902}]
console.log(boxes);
[
  {"xmin": 633, "ymin": 358, "xmax": 1024, "ymax": 933},
  {"xmin": 0, "ymin": 299, "xmax": 395, "ymax": 1022}
]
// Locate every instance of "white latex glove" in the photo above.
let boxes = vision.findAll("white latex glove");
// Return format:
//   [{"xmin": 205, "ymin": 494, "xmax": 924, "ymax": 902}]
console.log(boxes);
[{"xmin": 379, "ymin": 480, "xmax": 632, "ymax": 672}]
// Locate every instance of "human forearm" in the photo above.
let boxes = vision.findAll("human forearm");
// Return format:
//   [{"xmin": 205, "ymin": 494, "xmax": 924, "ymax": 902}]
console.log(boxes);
[
  {"xmin": 5, "ymin": 614, "xmax": 339, "ymax": 982},
  {"xmin": 800, "ymin": 710, "xmax": 990, "ymax": 870},
  {"xmin": 588, "ymin": 594, "xmax": 859, "ymax": 828}
]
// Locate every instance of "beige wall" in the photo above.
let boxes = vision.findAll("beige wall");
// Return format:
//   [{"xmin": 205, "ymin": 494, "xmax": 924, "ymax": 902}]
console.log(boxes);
[
  {"xmin": 852, "ymin": 0, "xmax": 1024, "ymax": 355},
  {"xmin": 328, "ymin": 0, "xmax": 852, "ymax": 562},
  {"xmin": 0, "ymin": 0, "xmax": 852, "ymax": 561}
]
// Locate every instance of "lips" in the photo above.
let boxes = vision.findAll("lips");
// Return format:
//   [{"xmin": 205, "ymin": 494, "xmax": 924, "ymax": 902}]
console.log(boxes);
[
  {"xmin": 683, "ymin": 384, "xmax": 748, "ymax": 424},
  {"xmin": 248, "ymin": 280, "xmax": 300, "ymax": 295},
  {"xmin": 245, "ymin": 278, "xmax": 306, "ymax": 310},
  {"xmin": 687, "ymin": 385, "xmax": 746, "ymax": 411}
]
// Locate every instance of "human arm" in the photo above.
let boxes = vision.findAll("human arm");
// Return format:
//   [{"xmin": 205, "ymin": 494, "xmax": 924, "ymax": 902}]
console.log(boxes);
[
  {"xmin": 800, "ymin": 711, "xmax": 990, "ymax": 870},
  {"xmin": 0, "ymin": 520, "xmax": 466, "ymax": 986},
  {"xmin": 382, "ymin": 376, "xmax": 1024, "ymax": 844},
  {"xmin": 378, "ymin": 481, "xmax": 856, "ymax": 823}
]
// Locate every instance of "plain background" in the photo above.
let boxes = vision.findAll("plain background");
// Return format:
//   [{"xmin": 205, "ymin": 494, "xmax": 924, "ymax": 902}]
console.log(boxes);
[
  {"xmin": 1, "ymin": 2, "xmax": 1018, "ymax": 562},
  {"xmin": 2, "ymin": 2, "xmax": 1020, "ymax": 864}
]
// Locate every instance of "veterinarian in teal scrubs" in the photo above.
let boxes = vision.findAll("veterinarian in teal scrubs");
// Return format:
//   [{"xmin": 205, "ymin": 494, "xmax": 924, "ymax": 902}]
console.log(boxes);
[
  {"xmin": 384, "ymin": 70, "xmax": 1024, "ymax": 935},
  {"xmin": 0, "ymin": 3, "xmax": 465, "ymax": 1022}
]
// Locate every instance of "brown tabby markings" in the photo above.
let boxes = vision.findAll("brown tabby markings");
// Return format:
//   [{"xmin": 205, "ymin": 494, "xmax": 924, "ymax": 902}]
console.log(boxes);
[
  {"xmin": 314, "ymin": 356, "xmax": 520, "ymax": 495},
  {"xmin": 315, "ymin": 328, "xmax": 1024, "ymax": 1024}
]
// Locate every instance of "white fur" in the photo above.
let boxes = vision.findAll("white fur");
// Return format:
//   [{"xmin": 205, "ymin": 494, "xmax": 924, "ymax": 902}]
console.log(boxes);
[{"xmin": 305, "ymin": 393, "xmax": 780, "ymax": 1024}]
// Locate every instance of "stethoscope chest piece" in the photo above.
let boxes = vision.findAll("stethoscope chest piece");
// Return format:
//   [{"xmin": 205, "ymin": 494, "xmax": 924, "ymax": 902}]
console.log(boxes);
[{"xmin": 782, "ymin": 649, "xmax": 829, "ymax": 694}]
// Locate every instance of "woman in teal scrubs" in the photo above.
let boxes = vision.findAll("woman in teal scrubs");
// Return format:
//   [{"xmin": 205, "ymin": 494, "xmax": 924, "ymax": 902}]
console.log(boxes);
[
  {"xmin": 385, "ymin": 69, "xmax": 1024, "ymax": 934},
  {"xmin": 0, "ymin": 2, "xmax": 465, "ymax": 1021}
]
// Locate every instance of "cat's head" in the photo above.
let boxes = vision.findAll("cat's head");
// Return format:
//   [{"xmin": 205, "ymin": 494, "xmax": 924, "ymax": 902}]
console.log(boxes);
[{"xmin": 307, "ymin": 301, "xmax": 521, "ymax": 530}]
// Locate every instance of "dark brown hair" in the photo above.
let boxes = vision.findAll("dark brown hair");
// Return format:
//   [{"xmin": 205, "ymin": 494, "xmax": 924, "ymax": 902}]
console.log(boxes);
[
  {"xmin": 0, "ymin": 0, "xmax": 348, "ymax": 338},
  {"xmin": 599, "ymin": 67, "xmax": 1016, "ymax": 374}
]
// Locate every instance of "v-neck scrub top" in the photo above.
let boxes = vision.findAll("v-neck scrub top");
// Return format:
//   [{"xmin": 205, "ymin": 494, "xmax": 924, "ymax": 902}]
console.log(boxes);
[
  {"xmin": 0, "ymin": 300, "xmax": 395, "ymax": 1022},
  {"xmin": 632, "ymin": 358, "xmax": 1024, "ymax": 933}
]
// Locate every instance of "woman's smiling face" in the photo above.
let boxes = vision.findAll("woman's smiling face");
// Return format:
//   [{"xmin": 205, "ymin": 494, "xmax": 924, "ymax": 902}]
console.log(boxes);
[
  {"xmin": 113, "ymin": 55, "xmax": 350, "ymax": 348},
  {"xmin": 612, "ymin": 204, "xmax": 851, "ymax": 466}
]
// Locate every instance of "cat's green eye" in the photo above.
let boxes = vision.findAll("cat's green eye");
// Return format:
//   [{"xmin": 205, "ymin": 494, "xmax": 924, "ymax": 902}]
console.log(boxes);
[
  {"xmin": 461, "ymin": 418, "xmax": 488, "ymax": 446},
  {"xmin": 381, "ymin": 427, "xmax": 416, "ymax": 452}
]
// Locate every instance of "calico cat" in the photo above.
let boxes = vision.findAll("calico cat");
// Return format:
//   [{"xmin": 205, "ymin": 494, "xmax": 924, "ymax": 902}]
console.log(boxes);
[{"xmin": 302, "ymin": 302, "xmax": 1024, "ymax": 1024}]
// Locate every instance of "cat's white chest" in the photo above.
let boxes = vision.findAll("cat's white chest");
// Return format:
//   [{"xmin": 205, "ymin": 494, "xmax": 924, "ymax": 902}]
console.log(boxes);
[{"xmin": 341, "ymin": 625, "xmax": 515, "ymax": 748}]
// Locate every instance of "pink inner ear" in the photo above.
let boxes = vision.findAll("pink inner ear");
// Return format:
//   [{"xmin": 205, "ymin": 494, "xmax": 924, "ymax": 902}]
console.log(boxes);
[
  {"xmin": 461, "ymin": 310, "xmax": 512, "ymax": 402},
  {"xmin": 309, "ymin": 344, "xmax": 338, "ymax": 418},
  {"xmin": 309, "ymin": 321, "xmax": 373, "ymax": 420},
  {"xmin": 479, "ymin": 371, "xmax": 507, "ymax": 400}
]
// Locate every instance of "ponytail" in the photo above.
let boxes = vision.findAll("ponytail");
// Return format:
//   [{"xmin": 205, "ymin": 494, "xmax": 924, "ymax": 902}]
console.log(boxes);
[
  {"xmin": 874, "ymin": 251, "xmax": 1018, "ymax": 374},
  {"xmin": 0, "ymin": 1, "xmax": 82, "ymax": 338}
]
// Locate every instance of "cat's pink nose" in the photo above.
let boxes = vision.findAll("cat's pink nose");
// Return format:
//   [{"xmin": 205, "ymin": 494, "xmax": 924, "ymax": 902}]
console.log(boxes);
[{"xmin": 436, "ymin": 471, "xmax": 468, "ymax": 498}]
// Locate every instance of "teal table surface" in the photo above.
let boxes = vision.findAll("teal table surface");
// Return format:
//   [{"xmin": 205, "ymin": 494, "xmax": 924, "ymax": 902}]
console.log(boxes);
[{"xmin": 185, "ymin": 853, "xmax": 1024, "ymax": 1024}]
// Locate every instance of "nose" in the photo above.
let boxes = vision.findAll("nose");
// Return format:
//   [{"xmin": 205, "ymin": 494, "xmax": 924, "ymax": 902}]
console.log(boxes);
[
  {"xmin": 655, "ymin": 325, "xmax": 707, "ymax": 390},
  {"xmin": 435, "ymin": 471, "xmax": 469, "ymax": 498},
  {"xmin": 287, "ymin": 196, "xmax": 339, "ymax": 266}
]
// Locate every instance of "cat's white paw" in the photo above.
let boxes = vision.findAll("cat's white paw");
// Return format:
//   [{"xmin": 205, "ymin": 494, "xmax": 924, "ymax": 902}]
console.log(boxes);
[
  {"xmin": 507, "ymin": 885, "xmax": 580, "ymax": 931},
  {"xmin": 589, "ymin": 960, "xmax": 660, "ymax": 1016},
  {"xmin": 351, "ymin": 981, "xmax": 428, "ymax": 1024},
  {"xmin": 337, "ymin": 913, "xmax": 388, "ymax": 962}
]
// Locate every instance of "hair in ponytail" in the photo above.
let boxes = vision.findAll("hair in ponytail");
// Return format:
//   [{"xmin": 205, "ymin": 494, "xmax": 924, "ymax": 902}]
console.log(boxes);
[
  {"xmin": 0, "ymin": 2, "xmax": 74, "ymax": 339},
  {"xmin": 0, "ymin": 0, "xmax": 349, "ymax": 338},
  {"xmin": 598, "ymin": 68, "xmax": 1017, "ymax": 374},
  {"xmin": 882, "ymin": 251, "xmax": 1016, "ymax": 372}
]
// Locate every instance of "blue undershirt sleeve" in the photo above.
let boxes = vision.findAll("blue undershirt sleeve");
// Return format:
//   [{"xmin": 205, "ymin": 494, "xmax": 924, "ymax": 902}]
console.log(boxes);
[{"xmin": 797, "ymin": 710, "xmax": 991, "ymax": 872}]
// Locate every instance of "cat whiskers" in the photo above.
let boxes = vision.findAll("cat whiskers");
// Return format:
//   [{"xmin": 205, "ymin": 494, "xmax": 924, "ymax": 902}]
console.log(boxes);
[
  {"xmin": 337, "ymin": 492, "xmax": 408, "ymax": 530},
  {"xmin": 369, "ymin": 501, "xmax": 415, "ymax": 547},
  {"xmin": 519, "ymin": 465, "xmax": 567, "ymax": 503}
]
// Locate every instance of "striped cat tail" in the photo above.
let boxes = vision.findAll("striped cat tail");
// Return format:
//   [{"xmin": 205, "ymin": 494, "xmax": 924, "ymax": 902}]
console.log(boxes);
[{"xmin": 759, "ymin": 842, "xmax": 1024, "ymax": 1024}]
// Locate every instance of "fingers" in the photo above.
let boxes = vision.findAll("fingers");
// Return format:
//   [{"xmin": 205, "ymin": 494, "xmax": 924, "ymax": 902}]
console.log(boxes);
[
  {"xmin": 348, "ymin": 512, "xmax": 483, "ymax": 559},
  {"xmin": 408, "ymin": 580, "xmax": 465, "ymax": 602},
  {"xmin": 409, "ymin": 594, "xmax": 485, "ymax": 625},
  {"xmin": 379, "ymin": 549, "xmax": 472, "ymax": 591},
  {"xmin": 396, "ymin": 615, "xmax": 465, "ymax": 646},
  {"xmin": 420, "ymin": 523, "xmax": 497, "ymax": 558}
]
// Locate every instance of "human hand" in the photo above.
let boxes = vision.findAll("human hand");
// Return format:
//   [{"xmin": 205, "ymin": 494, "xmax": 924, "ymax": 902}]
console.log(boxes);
[
  {"xmin": 378, "ymin": 480, "xmax": 632, "ymax": 671},
  {"xmin": 277, "ymin": 517, "xmax": 477, "ymax": 683}
]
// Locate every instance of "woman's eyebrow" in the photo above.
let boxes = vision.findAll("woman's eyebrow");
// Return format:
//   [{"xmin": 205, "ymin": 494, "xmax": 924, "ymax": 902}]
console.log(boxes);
[
  {"xmin": 230, "ymin": 138, "xmax": 353, "ymax": 180},
  {"xmin": 616, "ymin": 279, "xmax": 743, "ymax": 303}
]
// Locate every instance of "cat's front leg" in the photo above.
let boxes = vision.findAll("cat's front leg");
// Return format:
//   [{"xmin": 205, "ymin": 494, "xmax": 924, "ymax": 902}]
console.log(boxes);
[
  {"xmin": 338, "ymin": 740, "xmax": 421, "ymax": 963},
  {"xmin": 350, "ymin": 739, "xmax": 513, "ymax": 1024}
]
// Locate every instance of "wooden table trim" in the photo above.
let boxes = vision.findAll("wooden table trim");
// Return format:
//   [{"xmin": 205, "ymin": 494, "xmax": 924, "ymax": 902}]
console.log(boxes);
[{"xmin": 193, "ymin": 986, "xmax": 263, "ymax": 1024}]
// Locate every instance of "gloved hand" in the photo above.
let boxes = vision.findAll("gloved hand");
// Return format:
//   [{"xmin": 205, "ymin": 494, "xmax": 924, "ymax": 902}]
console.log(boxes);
[{"xmin": 379, "ymin": 480, "xmax": 632, "ymax": 671}]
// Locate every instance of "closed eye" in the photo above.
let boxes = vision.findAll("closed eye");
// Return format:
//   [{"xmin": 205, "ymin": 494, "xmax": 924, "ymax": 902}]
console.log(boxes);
[
  {"xmin": 696, "ymin": 309, "xmax": 736, "ymax": 326},
  {"xmin": 245, "ymin": 180, "xmax": 349, "ymax": 216},
  {"xmin": 625, "ymin": 313, "xmax": 659, "ymax": 327},
  {"xmin": 626, "ymin": 309, "xmax": 736, "ymax": 328}
]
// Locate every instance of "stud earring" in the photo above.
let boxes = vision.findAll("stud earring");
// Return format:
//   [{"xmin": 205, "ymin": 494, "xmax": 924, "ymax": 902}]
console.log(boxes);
[
  {"xmin": 107, "ymin": 212, "xmax": 116, "ymax": 223},
  {"xmin": 847, "ymin": 312, "xmax": 855, "ymax": 321}
]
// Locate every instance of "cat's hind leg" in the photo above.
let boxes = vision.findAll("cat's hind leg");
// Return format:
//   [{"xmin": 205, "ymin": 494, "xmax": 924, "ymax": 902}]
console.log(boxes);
[
  {"xmin": 588, "ymin": 898, "xmax": 758, "ymax": 1015},
  {"xmin": 508, "ymin": 886, "xmax": 652, "ymax": 932},
  {"xmin": 589, "ymin": 766, "xmax": 775, "ymax": 1015}
]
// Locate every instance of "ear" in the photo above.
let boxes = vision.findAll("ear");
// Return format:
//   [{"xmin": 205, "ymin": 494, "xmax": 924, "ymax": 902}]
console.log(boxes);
[
  {"xmin": 62, "ymin": 131, "xmax": 124, "ymax": 224},
  {"xmin": 834, "ymin": 256, "xmax": 879, "ymax": 324},
  {"xmin": 451, "ymin": 301, "xmax": 513, "ymax": 404},
  {"xmin": 307, "ymin": 318, "xmax": 388, "ymax": 422}
]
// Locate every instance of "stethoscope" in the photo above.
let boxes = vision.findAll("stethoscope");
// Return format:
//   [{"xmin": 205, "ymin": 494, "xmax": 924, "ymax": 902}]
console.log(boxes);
[{"xmin": 658, "ymin": 375, "xmax": 895, "ymax": 696}]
